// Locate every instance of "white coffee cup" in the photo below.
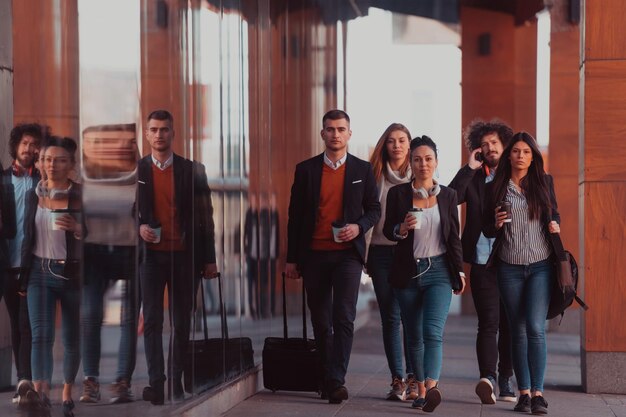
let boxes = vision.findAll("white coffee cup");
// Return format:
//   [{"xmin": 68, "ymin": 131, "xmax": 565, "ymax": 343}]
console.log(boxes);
[
  {"xmin": 331, "ymin": 221, "xmax": 346, "ymax": 243},
  {"xmin": 408, "ymin": 208, "xmax": 423, "ymax": 230},
  {"xmin": 50, "ymin": 210, "xmax": 67, "ymax": 231}
]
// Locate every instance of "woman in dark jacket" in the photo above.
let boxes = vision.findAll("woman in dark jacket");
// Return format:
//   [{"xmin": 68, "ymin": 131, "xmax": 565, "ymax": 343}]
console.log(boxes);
[
  {"xmin": 21, "ymin": 136, "xmax": 83, "ymax": 417},
  {"xmin": 482, "ymin": 132, "xmax": 560, "ymax": 415},
  {"xmin": 383, "ymin": 136, "xmax": 466, "ymax": 412}
]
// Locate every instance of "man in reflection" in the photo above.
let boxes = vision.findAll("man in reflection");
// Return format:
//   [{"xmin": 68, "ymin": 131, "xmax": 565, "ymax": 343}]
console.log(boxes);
[
  {"xmin": 0, "ymin": 123, "xmax": 44, "ymax": 405},
  {"xmin": 244, "ymin": 193, "xmax": 280, "ymax": 319},
  {"xmin": 284, "ymin": 110, "xmax": 380, "ymax": 404},
  {"xmin": 79, "ymin": 123, "xmax": 140, "ymax": 405},
  {"xmin": 137, "ymin": 110, "xmax": 217, "ymax": 405}
]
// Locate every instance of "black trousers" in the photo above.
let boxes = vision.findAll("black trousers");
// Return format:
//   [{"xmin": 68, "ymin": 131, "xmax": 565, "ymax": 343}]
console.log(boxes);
[
  {"xmin": 140, "ymin": 250, "xmax": 193, "ymax": 388},
  {"xmin": 2, "ymin": 270, "xmax": 32, "ymax": 382},
  {"xmin": 470, "ymin": 263, "xmax": 513, "ymax": 380},
  {"xmin": 301, "ymin": 249, "xmax": 362, "ymax": 390}
]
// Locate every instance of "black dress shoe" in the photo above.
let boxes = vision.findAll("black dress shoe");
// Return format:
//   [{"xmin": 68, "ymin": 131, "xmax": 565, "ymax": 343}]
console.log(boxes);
[
  {"xmin": 142, "ymin": 385, "xmax": 164, "ymax": 405},
  {"xmin": 328, "ymin": 386, "xmax": 349, "ymax": 404}
]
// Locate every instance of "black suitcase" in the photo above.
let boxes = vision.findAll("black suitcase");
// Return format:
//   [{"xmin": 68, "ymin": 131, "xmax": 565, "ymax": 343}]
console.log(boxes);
[
  {"xmin": 184, "ymin": 273, "xmax": 255, "ymax": 394},
  {"xmin": 262, "ymin": 273, "xmax": 323, "ymax": 393}
]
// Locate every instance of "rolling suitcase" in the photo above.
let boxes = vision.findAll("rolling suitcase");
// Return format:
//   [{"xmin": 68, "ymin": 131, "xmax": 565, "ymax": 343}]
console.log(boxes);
[
  {"xmin": 262, "ymin": 273, "xmax": 323, "ymax": 393},
  {"xmin": 184, "ymin": 273, "xmax": 255, "ymax": 394}
]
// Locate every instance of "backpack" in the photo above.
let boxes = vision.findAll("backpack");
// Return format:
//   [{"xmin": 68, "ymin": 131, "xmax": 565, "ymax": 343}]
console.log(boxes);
[{"xmin": 547, "ymin": 234, "xmax": 588, "ymax": 321}]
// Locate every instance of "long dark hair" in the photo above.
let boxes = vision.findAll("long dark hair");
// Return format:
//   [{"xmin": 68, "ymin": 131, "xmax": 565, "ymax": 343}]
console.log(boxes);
[
  {"xmin": 491, "ymin": 132, "xmax": 552, "ymax": 220},
  {"xmin": 369, "ymin": 123, "xmax": 411, "ymax": 183}
]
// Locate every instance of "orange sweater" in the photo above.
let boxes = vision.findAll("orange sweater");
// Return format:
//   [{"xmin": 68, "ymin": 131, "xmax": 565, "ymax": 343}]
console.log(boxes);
[
  {"xmin": 148, "ymin": 164, "xmax": 185, "ymax": 252},
  {"xmin": 310, "ymin": 164, "xmax": 351, "ymax": 251}
]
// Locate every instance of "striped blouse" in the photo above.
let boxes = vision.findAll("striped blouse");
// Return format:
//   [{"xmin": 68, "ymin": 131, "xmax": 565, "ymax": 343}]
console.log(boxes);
[{"xmin": 498, "ymin": 180, "xmax": 552, "ymax": 265}]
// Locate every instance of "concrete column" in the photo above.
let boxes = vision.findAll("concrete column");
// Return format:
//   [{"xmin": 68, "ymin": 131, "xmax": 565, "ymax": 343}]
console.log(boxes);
[
  {"xmin": 580, "ymin": 0, "xmax": 626, "ymax": 394},
  {"xmin": 0, "ymin": 0, "xmax": 14, "ymax": 389}
]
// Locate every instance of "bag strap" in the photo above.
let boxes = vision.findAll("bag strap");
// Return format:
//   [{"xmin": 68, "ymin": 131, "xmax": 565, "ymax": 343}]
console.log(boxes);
[
  {"xmin": 549, "ymin": 232, "xmax": 567, "ymax": 261},
  {"xmin": 575, "ymin": 294, "xmax": 589, "ymax": 311}
]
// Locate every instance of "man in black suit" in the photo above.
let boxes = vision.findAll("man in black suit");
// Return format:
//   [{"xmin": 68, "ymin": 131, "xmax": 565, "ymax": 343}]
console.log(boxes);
[
  {"xmin": 137, "ymin": 110, "xmax": 217, "ymax": 404},
  {"xmin": 1, "ymin": 123, "xmax": 44, "ymax": 405},
  {"xmin": 284, "ymin": 109, "xmax": 380, "ymax": 404},
  {"xmin": 448, "ymin": 119, "xmax": 515, "ymax": 404}
]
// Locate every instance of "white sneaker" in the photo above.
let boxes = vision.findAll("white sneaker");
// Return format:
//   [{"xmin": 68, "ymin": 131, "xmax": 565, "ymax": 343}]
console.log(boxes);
[{"xmin": 475, "ymin": 377, "xmax": 496, "ymax": 404}]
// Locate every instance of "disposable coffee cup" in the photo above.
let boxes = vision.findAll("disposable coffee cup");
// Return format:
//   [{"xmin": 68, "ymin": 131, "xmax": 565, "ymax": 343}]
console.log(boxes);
[
  {"xmin": 150, "ymin": 221, "xmax": 162, "ymax": 243},
  {"xmin": 499, "ymin": 201, "xmax": 512, "ymax": 223},
  {"xmin": 408, "ymin": 208, "xmax": 423, "ymax": 230},
  {"xmin": 50, "ymin": 209, "xmax": 78, "ymax": 231},
  {"xmin": 331, "ymin": 221, "xmax": 346, "ymax": 243}
]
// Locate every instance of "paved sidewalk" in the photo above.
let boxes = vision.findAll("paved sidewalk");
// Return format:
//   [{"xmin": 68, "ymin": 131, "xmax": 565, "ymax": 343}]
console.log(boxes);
[
  {"xmin": 224, "ymin": 314, "xmax": 626, "ymax": 417},
  {"xmin": 2, "ymin": 311, "xmax": 625, "ymax": 416}
]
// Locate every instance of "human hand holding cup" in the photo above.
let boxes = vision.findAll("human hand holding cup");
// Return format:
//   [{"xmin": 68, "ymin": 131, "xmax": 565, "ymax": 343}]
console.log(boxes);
[
  {"xmin": 408, "ymin": 208, "xmax": 423, "ymax": 230},
  {"xmin": 495, "ymin": 201, "xmax": 511, "ymax": 230},
  {"xmin": 150, "ymin": 221, "xmax": 162, "ymax": 243},
  {"xmin": 50, "ymin": 209, "xmax": 78, "ymax": 231},
  {"xmin": 331, "ymin": 220, "xmax": 346, "ymax": 243}
]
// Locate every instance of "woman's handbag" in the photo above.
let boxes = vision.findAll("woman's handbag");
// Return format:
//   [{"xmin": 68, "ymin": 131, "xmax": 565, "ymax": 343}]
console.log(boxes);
[{"xmin": 547, "ymin": 233, "xmax": 589, "ymax": 321}]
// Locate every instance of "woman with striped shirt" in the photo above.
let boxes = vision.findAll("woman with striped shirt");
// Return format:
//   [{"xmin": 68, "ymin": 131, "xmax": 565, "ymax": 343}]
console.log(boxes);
[{"xmin": 482, "ymin": 132, "xmax": 560, "ymax": 415}]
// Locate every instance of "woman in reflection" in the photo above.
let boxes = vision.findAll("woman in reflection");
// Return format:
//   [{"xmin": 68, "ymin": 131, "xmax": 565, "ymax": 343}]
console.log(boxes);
[
  {"xmin": 383, "ymin": 135, "xmax": 466, "ymax": 412},
  {"xmin": 482, "ymin": 132, "xmax": 559, "ymax": 415},
  {"xmin": 366, "ymin": 123, "xmax": 416, "ymax": 401},
  {"xmin": 20, "ymin": 136, "xmax": 83, "ymax": 417}
]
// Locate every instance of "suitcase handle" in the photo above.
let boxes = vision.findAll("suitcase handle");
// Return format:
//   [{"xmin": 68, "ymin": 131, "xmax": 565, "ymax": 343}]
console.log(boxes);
[
  {"xmin": 197, "ymin": 272, "xmax": 229, "ymax": 341},
  {"xmin": 281, "ymin": 272, "xmax": 308, "ymax": 341}
]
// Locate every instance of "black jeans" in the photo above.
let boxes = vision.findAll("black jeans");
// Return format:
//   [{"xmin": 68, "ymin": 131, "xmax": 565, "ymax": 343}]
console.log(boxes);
[
  {"xmin": 301, "ymin": 249, "xmax": 362, "ymax": 389},
  {"xmin": 470, "ymin": 263, "xmax": 513, "ymax": 380},
  {"xmin": 140, "ymin": 250, "xmax": 193, "ymax": 388},
  {"xmin": 2, "ymin": 270, "xmax": 32, "ymax": 382}
]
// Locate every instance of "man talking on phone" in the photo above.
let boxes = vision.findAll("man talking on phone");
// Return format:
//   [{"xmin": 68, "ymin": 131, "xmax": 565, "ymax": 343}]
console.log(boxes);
[{"xmin": 448, "ymin": 119, "xmax": 516, "ymax": 405}]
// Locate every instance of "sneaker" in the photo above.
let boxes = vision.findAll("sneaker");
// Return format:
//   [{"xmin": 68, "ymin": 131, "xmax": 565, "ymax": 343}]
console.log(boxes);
[
  {"xmin": 411, "ymin": 397, "xmax": 426, "ymax": 409},
  {"xmin": 475, "ymin": 376, "xmax": 496, "ymax": 404},
  {"xmin": 385, "ymin": 376, "xmax": 406, "ymax": 401},
  {"xmin": 514, "ymin": 394, "xmax": 531, "ymax": 413},
  {"xmin": 80, "ymin": 377, "xmax": 101, "ymax": 403},
  {"xmin": 498, "ymin": 375, "xmax": 517, "ymax": 402},
  {"xmin": 531, "ymin": 395, "xmax": 548, "ymax": 415},
  {"xmin": 15, "ymin": 379, "xmax": 35, "ymax": 406},
  {"xmin": 405, "ymin": 376, "xmax": 419, "ymax": 401},
  {"xmin": 110, "ymin": 379, "xmax": 134, "ymax": 404},
  {"xmin": 422, "ymin": 385, "xmax": 442, "ymax": 413}
]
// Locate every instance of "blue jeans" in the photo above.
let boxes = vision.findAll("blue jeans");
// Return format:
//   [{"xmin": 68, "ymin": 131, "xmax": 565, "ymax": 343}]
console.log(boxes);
[
  {"xmin": 27, "ymin": 257, "xmax": 81, "ymax": 384},
  {"xmin": 497, "ymin": 259, "xmax": 552, "ymax": 392},
  {"xmin": 81, "ymin": 244, "xmax": 139, "ymax": 381},
  {"xmin": 367, "ymin": 245, "xmax": 413, "ymax": 378},
  {"xmin": 394, "ymin": 255, "xmax": 452, "ymax": 382}
]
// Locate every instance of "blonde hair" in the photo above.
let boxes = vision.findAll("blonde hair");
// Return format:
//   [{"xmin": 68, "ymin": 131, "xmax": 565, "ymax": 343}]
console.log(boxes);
[{"xmin": 369, "ymin": 123, "xmax": 411, "ymax": 183}]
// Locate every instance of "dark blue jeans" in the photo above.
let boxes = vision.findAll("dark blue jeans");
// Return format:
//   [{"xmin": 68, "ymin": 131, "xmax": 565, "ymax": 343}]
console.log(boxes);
[
  {"xmin": 81, "ymin": 244, "xmax": 138, "ymax": 382},
  {"xmin": 367, "ymin": 245, "xmax": 413, "ymax": 379},
  {"xmin": 497, "ymin": 259, "xmax": 552, "ymax": 392},
  {"xmin": 470, "ymin": 263, "xmax": 513, "ymax": 380},
  {"xmin": 140, "ymin": 250, "xmax": 193, "ymax": 388},
  {"xmin": 394, "ymin": 255, "xmax": 452, "ymax": 382},
  {"xmin": 301, "ymin": 249, "xmax": 362, "ymax": 390},
  {"xmin": 27, "ymin": 257, "xmax": 81, "ymax": 384}
]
